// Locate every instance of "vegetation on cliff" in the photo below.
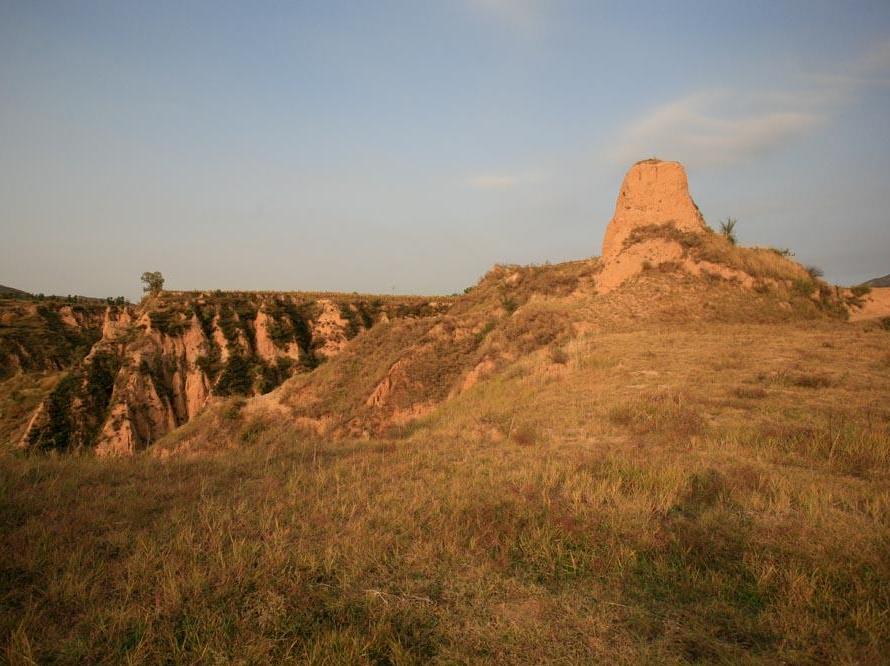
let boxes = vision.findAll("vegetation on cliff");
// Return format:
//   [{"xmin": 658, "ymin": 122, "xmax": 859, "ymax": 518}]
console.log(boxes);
[
  {"xmin": 7, "ymin": 291, "xmax": 453, "ymax": 452},
  {"xmin": 0, "ymin": 299, "xmax": 105, "ymax": 380}
]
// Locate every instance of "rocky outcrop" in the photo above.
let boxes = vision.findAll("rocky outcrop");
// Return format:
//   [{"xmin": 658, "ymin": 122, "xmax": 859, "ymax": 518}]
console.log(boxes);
[{"xmin": 21, "ymin": 292, "xmax": 452, "ymax": 455}]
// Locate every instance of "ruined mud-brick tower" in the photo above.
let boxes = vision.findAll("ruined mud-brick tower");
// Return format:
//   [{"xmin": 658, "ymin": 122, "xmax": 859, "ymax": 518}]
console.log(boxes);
[{"xmin": 601, "ymin": 159, "xmax": 707, "ymax": 261}]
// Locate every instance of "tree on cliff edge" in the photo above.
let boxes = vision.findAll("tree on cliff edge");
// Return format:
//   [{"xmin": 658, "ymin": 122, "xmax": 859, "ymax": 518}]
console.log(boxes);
[{"xmin": 140, "ymin": 271, "xmax": 165, "ymax": 297}]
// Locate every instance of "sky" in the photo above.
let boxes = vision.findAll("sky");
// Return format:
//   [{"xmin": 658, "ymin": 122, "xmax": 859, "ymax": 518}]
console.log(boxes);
[{"xmin": 1, "ymin": 1, "xmax": 889, "ymax": 301}]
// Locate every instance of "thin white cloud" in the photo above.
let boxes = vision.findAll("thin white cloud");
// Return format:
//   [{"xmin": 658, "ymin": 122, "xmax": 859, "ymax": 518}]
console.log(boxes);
[
  {"xmin": 609, "ymin": 90, "xmax": 821, "ymax": 166},
  {"xmin": 607, "ymin": 39, "xmax": 890, "ymax": 168}
]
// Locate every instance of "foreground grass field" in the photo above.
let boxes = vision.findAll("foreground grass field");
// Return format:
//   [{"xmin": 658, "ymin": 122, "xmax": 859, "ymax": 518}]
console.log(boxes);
[{"xmin": 2, "ymin": 318, "xmax": 889, "ymax": 663}]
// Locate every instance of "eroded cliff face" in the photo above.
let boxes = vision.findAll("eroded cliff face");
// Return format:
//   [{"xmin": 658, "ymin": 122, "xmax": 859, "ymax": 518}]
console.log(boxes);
[{"xmin": 22, "ymin": 292, "xmax": 452, "ymax": 455}]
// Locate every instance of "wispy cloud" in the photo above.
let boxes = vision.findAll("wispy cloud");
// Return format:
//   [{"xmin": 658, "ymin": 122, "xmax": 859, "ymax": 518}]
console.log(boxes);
[
  {"xmin": 608, "ymin": 39, "xmax": 890, "ymax": 168},
  {"xmin": 608, "ymin": 90, "xmax": 821, "ymax": 166}
]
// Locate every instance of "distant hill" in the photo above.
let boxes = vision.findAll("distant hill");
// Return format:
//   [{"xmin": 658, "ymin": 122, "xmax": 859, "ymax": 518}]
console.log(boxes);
[
  {"xmin": 0, "ymin": 284, "xmax": 31, "ymax": 297},
  {"xmin": 861, "ymin": 273, "xmax": 890, "ymax": 288},
  {"xmin": 0, "ymin": 284, "xmax": 128, "ymax": 304}
]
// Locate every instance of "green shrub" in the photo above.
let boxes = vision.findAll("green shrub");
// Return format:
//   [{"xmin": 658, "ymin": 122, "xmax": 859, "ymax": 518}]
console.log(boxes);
[
  {"xmin": 355, "ymin": 301, "xmax": 380, "ymax": 329},
  {"xmin": 148, "ymin": 309, "xmax": 189, "ymax": 336},
  {"xmin": 474, "ymin": 320, "xmax": 496, "ymax": 345},
  {"xmin": 215, "ymin": 355, "xmax": 255, "ymax": 396},
  {"xmin": 85, "ymin": 352, "xmax": 119, "ymax": 410},
  {"xmin": 195, "ymin": 350, "xmax": 223, "ymax": 381},
  {"xmin": 217, "ymin": 305, "xmax": 241, "ymax": 346},
  {"xmin": 719, "ymin": 218, "xmax": 738, "ymax": 245},
  {"xmin": 27, "ymin": 373, "xmax": 78, "ymax": 451},
  {"xmin": 338, "ymin": 303, "xmax": 361, "ymax": 339},
  {"xmin": 139, "ymin": 353, "xmax": 176, "ymax": 406},
  {"xmin": 193, "ymin": 303, "xmax": 217, "ymax": 342},
  {"xmin": 259, "ymin": 357, "xmax": 295, "ymax": 393}
]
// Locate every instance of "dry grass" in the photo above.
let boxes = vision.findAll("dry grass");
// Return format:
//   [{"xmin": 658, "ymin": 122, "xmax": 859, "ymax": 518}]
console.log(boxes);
[
  {"xmin": 2, "ymin": 259, "xmax": 888, "ymax": 662},
  {"xmin": 623, "ymin": 223, "xmax": 815, "ymax": 285},
  {"xmin": 3, "ymin": 315, "xmax": 889, "ymax": 663},
  {"xmin": 695, "ymin": 236, "xmax": 809, "ymax": 283},
  {"xmin": 270, "ymin": 261, "xmax": 843, "ymax": 442}
]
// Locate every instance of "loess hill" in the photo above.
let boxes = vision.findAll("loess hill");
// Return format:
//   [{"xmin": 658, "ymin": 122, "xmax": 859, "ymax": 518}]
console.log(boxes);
[
  {"xmin": 2, "ymin": 159, "xmax": 890, "ymax": 663},
  {"xmin": 3, "ymin": 291, "xmax": 452, "ymax": 455}
]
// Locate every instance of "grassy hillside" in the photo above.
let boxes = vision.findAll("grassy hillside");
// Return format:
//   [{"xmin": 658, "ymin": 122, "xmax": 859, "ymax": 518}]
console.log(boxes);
[
  {"xmin": 2, "ymin": 309, "xmax": 888, "ymax": 662},
  {"xmin": 244, "ymin": 259, "xmax": 848, "ymax": 443},
  {"xmin": 0, "ymin": 285, "xmax": 31, "ymax": 298}
]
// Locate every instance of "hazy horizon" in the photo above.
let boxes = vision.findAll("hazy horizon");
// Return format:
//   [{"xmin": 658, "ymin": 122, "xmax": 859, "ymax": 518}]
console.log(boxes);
[{"xmin": 2, "ymin": 1, "xmax": 890, "ymax": 301}]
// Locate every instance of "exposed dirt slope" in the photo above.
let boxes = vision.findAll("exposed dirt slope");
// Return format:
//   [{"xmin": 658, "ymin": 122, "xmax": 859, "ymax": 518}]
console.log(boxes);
[
  {"xmin": 848, "ymin": 287, "xmax": 890, "ymax": 321},
  {"xmin": 20, "ymin": 292, "xmax": 451, "ymax": 454},
  {"xmin": 154, "ymin": 258, "xmax": 849, "ymax": 454}
]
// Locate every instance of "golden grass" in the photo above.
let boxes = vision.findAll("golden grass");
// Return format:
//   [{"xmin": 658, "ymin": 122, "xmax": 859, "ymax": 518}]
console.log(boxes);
[
  {"xmin": 695, "ymin": 236, "xmax": 810, "ymax": 283},
  {"xmin": 3, "ymin": 314, "xmax": 889, "ymax": 662},
  {"xmin": 266, "ymin": 262, "xmax": 840, "ymax": 444},
  {"xmin": 623, "ymin": 223, "xmax": 814, "ymax": 285}
]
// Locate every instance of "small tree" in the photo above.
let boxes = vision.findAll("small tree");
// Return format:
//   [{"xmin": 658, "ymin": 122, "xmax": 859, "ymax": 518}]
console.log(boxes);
[
  {"xmin": 719, "ymin": 218, "xmax": 738, "ymax": 245},
  {"xmin": 141, "ymin": 271, "xmax": 165, "ymax": 296}
]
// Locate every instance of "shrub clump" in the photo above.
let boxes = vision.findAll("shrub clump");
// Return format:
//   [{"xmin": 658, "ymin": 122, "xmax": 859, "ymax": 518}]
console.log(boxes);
[
  {"xmin": 215, "ymin": 355, "xmax": 255, "ymax": 396},
  {"xmin": 503, "ymin": 308, "xmax": 571, "ymax": 355},
  {"xmin": 27, "ymin": 373, "xmax": 78, "ymax": 451}
]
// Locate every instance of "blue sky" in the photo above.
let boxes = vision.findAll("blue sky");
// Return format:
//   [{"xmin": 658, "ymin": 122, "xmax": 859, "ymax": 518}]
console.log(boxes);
[{"xmin": 2, "ymin": 1, "xmax": 889, "ymax": 300}]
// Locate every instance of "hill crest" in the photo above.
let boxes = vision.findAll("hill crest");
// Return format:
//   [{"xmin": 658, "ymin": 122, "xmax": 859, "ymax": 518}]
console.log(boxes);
[{"xmin": 7, "ymin": 159, "xmax": 884, "ymax": 456}]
